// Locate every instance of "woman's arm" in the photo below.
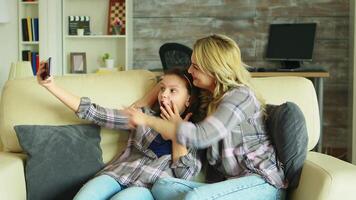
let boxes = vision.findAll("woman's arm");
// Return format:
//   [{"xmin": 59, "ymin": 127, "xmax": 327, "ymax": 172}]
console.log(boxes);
[
  {"xmin": 128, "ymin": 88, "xmax": 256, "ymax": 149},
  {"xmin": 37, "ymin": 61, "xmax": 80, "ymax": 112},
  {"xmin": 175, "ymin": 88, "xmax": 256, "ymax": 148}
]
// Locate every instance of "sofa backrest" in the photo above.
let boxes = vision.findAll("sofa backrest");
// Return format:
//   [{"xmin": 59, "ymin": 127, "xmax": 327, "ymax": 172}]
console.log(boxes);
[
  {"xmin": 251, "ymin": 76, "xmax": 320, "ymax": 151},
  {"xmin": 0, "ymin": 71, "xmax": 319, "ymax": 161},
  {"xmin": 0, "ymin": 70, "xmax": 157, "ymax": 162}
]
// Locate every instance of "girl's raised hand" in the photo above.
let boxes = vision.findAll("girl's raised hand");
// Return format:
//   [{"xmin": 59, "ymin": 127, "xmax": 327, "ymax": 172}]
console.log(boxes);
[
  {"xmin": 160, "ymin": 101, "xmax": 192, "ymax": 123},
  {"xmin": 36, "ymin": 61, "xmax": 53, "ymax": 88}
]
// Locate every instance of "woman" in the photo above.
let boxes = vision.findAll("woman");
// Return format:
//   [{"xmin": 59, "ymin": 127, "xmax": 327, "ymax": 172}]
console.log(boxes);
[
  {"xmin": 126, "ymin": 34, "xmax": 287, "ymax": 200},
  {"xmin": 36, "ymin": 67, "xmax": 201, "ymax": 200}
]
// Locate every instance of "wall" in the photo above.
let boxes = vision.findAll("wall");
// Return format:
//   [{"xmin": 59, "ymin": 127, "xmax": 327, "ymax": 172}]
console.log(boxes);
[
  {"xmin": 0, "ymin": 0, "xmax": 18, "ymax": 96},
  {"xmin": 132, "ymin": 0, "xmax": 350, "ymax": 158}
]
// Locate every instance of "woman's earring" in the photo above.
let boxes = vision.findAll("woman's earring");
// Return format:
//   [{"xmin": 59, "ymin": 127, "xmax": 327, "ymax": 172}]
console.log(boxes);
[{"xmin": 185, "ymin": 97, "xmax": 190, "ymax": 107}]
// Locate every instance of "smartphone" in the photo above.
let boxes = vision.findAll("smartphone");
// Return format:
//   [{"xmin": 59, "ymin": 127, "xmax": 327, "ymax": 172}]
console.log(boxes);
[{"xmin": 40, "ymin": 57, "xmax": 51, "ymax": 80}]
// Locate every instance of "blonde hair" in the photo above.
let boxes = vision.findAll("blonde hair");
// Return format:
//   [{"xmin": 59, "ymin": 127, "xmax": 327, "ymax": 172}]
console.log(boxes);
[{"xmin": 192, "ymin": 34, "xmax": 265, "ymax": 114}]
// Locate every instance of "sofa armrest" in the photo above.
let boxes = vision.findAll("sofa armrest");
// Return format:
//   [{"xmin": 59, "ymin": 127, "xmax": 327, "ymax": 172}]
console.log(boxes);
[
  {"xmin": 0, "ymin": 152, "xmax": 27, "ymax": 200},
  {"xmin": 290, "ymin": 151, "xmax": 356, "ymax": 200}
]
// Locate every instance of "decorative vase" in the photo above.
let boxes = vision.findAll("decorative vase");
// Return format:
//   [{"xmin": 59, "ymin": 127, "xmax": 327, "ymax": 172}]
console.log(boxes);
[
  {"xmin": 112, "ymin": 25, "xmax": 122, "ymax": 35},
  {"xmin": 105, "ymin": 59, "xmax": 114, "ymax": 68}
]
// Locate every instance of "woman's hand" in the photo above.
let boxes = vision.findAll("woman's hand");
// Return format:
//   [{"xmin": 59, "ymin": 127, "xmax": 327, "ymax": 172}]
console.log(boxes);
[
  {"xmin": 36, "ymin": 61, "xmax": 53, "ymax": 88},
  {"xmin": 123, "ymin": 107, "xmax": 148, "ymax": 129},
  {"xmin": 160, "ymin": 102, "xmax": 192, "ymax": 124}
]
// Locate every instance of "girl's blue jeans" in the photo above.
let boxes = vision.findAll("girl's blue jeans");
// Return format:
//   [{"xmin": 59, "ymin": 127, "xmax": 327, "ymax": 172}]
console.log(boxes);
[
  {"xmin": 73, "ymin": 174, "xmax": 154, "ymax": 200},
  {"xmin": 151, "ymin": 175, "xmax": 286, "ymax": 200}
]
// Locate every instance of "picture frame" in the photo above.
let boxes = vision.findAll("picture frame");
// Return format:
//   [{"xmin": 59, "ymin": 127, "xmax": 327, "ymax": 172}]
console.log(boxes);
[
  {"xmin": 107, "ymin": 0, "xmax": 126, "ymax": 35},
  {"xmin": 70, "ymin": 52, "xmax": 87, "ymax": 73}
]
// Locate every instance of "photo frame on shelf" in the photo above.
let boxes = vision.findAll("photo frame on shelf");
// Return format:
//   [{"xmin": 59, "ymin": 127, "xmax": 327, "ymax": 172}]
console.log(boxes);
[
  {"xmin": 70, "ymin": 52, "xmax": 87, "ymax": 73},
  {"xmin": 107, "ymin": 0, "xmax": 126, "ymax": 35}
]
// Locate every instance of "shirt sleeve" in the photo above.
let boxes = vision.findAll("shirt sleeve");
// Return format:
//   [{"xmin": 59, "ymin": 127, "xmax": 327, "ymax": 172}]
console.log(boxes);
[
  {"xmin": 171, "ymin": 148, "xmax": 202, "ymax": 180},
  {"xmin": 75, "ymin": 97, "xmax": 130, "ymax": 130},
  {"xmin": 176, "ymin": 87, "xmax": 258, "ymax": 148}
]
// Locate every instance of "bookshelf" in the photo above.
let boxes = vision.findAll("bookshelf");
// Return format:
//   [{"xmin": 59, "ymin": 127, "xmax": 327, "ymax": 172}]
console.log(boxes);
[
  {"xmin": 18, "ymin": 0, "xmax": 40, "ymax": 75},
  {"xmin": 61, "ymin": 0, "xmax": 132, "ymax": 74}
]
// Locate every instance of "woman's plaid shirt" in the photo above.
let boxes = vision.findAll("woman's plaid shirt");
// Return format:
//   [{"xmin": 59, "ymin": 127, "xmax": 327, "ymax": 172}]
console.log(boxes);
[
  {"xmin": 176, "ymin": 87, "xmax": 287, "ymax": 189},
  {"xmin": 76, "ymin": 97, "xmax": 202, "ymax": 188}
]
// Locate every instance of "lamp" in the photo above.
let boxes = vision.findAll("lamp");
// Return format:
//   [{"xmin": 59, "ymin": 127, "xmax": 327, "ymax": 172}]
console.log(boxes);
[{"xmin": 0, "ymin": 0, "xmax": 10, "ymax": 23}]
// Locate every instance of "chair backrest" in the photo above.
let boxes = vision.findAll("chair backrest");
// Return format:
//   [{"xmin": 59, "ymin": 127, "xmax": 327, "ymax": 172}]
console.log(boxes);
[{"xmin": 159, "ymin": 43, "xmax": 193, "ymax": 71}]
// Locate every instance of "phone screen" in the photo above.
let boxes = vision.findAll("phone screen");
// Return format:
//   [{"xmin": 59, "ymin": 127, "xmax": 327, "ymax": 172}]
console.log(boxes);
[{"xmin": 41, "ymin": 57, "xmax": 51, "ymax": 80}]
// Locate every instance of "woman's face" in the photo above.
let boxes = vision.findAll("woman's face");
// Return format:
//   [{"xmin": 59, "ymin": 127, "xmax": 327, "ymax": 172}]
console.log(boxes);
[
  {"xmin": 188, "ymin": 55, "xmax": 216, "ymax": 92},
  {"xmin": 158, "ymin": 74, "xmax": 190, "ymax": 113}
]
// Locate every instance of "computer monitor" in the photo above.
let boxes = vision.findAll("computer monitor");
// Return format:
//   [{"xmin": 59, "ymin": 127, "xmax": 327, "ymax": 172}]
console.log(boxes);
[{"xmin": 265, "ymin": 23, "xmax": 317, "ymax": 69}]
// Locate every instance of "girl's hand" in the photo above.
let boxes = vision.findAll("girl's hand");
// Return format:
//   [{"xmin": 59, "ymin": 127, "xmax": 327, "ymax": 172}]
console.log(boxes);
[
  {"xmin": 36, "ymin": 61, "xmax": 54, "ymax": 88},
  {"xmin": 160, "ymin": 101, "xmax": 192, "ymax": 123}
]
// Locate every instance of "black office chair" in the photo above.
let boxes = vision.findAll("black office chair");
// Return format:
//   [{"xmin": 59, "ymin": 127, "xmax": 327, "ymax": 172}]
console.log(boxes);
[{"xmin": 159, "ymin": 43, "xmax": 193, "ymax": 71}]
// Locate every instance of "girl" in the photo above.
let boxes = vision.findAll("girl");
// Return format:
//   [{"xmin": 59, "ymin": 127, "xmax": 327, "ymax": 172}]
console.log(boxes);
[
  {"xmin": 126, "ymin": 34, "xmax": 287, "ymax": 200},
  {"xmin": 36, "ymin": 67, "xmax": 201, "ymax": 200}
]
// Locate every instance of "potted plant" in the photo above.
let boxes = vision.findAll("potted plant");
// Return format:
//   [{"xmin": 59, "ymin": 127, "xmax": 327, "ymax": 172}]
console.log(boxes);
[{"xmin": 102, "ymin": 53, "xmax": 114, "ymax": 68}]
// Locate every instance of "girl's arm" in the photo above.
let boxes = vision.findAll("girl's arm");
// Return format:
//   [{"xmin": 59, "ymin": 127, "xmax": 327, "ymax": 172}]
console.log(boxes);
[
  {"xmin": 37, "ymin": 62, "xmax": 130, "ymax": 130},
  {"xmin": 171, "ymin": 149, "xmax": 202, "ymax": 180},
  {"xmin": 126, "ymin": 103, "xmax": 190, "ymax": 161},
  {"xmin": 37, "ymin": 61, "xmax": 80, "ymax": 112}
]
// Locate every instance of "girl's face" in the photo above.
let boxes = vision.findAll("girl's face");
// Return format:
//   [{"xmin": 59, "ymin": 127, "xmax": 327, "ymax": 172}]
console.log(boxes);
[
  {"xmin": 188, "ymin": 55, "xmax": 216, "ymax": 92},
  {"xmin": 158, "ymin": 74, "xmax": 190, "ymax": 113}
]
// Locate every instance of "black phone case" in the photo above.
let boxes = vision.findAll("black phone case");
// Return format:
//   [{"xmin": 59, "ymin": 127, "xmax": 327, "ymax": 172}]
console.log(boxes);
[{"xmin": 40, "ymin": 58, "xmax": 51, "ymax": 80}]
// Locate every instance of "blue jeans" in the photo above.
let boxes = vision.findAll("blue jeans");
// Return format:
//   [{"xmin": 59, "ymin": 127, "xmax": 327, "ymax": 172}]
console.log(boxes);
[
  {"xmin": 151, "ymin": 175, "xmax": 285, "ymax": 200},
  {"xmin": 73, "ymin": 175, "xmax": 154, "ymax": 200}
]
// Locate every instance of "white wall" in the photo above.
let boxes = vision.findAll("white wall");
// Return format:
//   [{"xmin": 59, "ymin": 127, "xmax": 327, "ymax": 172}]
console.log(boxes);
[{"xmin": 0, "ymin": 0, "xmax": 18, "ymax": 95}]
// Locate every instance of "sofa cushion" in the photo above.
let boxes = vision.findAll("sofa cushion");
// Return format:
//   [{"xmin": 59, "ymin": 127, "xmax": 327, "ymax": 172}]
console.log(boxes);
[
  {"xmin": 266, "ymin": 102, "xmax": 308, "ymax": 189},
  {"xmin": 14, "ymin": 124, "xmax": 104, "ymax": 200}
]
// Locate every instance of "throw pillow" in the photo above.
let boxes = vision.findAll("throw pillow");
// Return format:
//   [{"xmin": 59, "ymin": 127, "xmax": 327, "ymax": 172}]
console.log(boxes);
[
  {"xmin": 266, "ymin": 102, "xmax": 308, "ymax": 189},
  {"xmin": 14, "ymin": 124, "xmax": 104, "ymax": 200}
]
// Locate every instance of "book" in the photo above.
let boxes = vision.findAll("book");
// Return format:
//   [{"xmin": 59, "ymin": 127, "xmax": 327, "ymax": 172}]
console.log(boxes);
[
  {"xmin": 31, "ymin": 18, "xmax": 35, "ymax": 41},
  {"xmin": 22, "ymin": 50, "xmax": 30, "ymax": 61},
  {"xmin": 21, "ymin": 18, "xmax": 29, "ymax": 41},
  {"xmin": 36, "ymin": 54, "xmax": 39, "ymax": 73},
  {"xmin": 33, "ymin": 18, "xmax": 39, "ymax": 41},
  {"xmin": 31, "ymin": 52, "xmax": 38, "ymax": 75},
  {"xmin": 26, "ymin": 17, "xmax": 32, "ymax": 41}
]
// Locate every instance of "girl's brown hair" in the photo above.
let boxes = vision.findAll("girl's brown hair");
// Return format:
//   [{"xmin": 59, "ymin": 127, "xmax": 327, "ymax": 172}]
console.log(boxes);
[{"xmin": 162, "ymin": 68, "xmax": 202, "ymax": 122}]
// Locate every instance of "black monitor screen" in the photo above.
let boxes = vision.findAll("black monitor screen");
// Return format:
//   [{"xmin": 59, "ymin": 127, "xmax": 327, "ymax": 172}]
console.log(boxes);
[{"xmin": 266, "ymin": 23, "xmax": 317, "ymax": 61}]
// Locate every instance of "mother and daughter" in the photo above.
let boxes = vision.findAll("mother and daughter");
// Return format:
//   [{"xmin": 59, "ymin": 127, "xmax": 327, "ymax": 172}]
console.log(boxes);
[{"xmin": 37, "ymin": 34, "xmax": 287, "ymax": 200}]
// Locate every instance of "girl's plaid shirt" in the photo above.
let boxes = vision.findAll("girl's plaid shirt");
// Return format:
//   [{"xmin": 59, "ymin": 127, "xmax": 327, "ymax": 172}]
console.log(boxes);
[{"xmin": 76, "ymin": 97, "xmax": 202, "ymax": 188}]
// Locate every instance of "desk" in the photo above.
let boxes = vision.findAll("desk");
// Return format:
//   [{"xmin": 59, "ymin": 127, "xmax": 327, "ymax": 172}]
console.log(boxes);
[{"xmin": 251, "ymin": 71, "xmax": 330, "ymax": 152}]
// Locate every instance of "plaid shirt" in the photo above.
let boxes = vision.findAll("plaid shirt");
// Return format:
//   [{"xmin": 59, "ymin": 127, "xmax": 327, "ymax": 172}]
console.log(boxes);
[
  {"xmin": 76, "ymin": 97, "xmax": 201, "ymax": 188},
  {"xmin": 177, "ymin": 87, "xmax": 287, "ymax": 189}
]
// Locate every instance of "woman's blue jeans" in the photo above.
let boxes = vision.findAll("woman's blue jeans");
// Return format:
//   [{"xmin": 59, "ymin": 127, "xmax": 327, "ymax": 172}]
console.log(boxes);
[
  {"xmin": 73, "ymin": 175, "xmax": 154, "ymax": 200},
  {"xmin": 151, "ymin": 175, "xmax": 285, "ymax": 200}
]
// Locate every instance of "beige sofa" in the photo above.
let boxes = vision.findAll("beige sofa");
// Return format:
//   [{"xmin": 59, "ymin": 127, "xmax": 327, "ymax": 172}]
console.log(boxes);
[{"xmin": 1, "ymin": 70, "xmax": 356, "ymax": 200}]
